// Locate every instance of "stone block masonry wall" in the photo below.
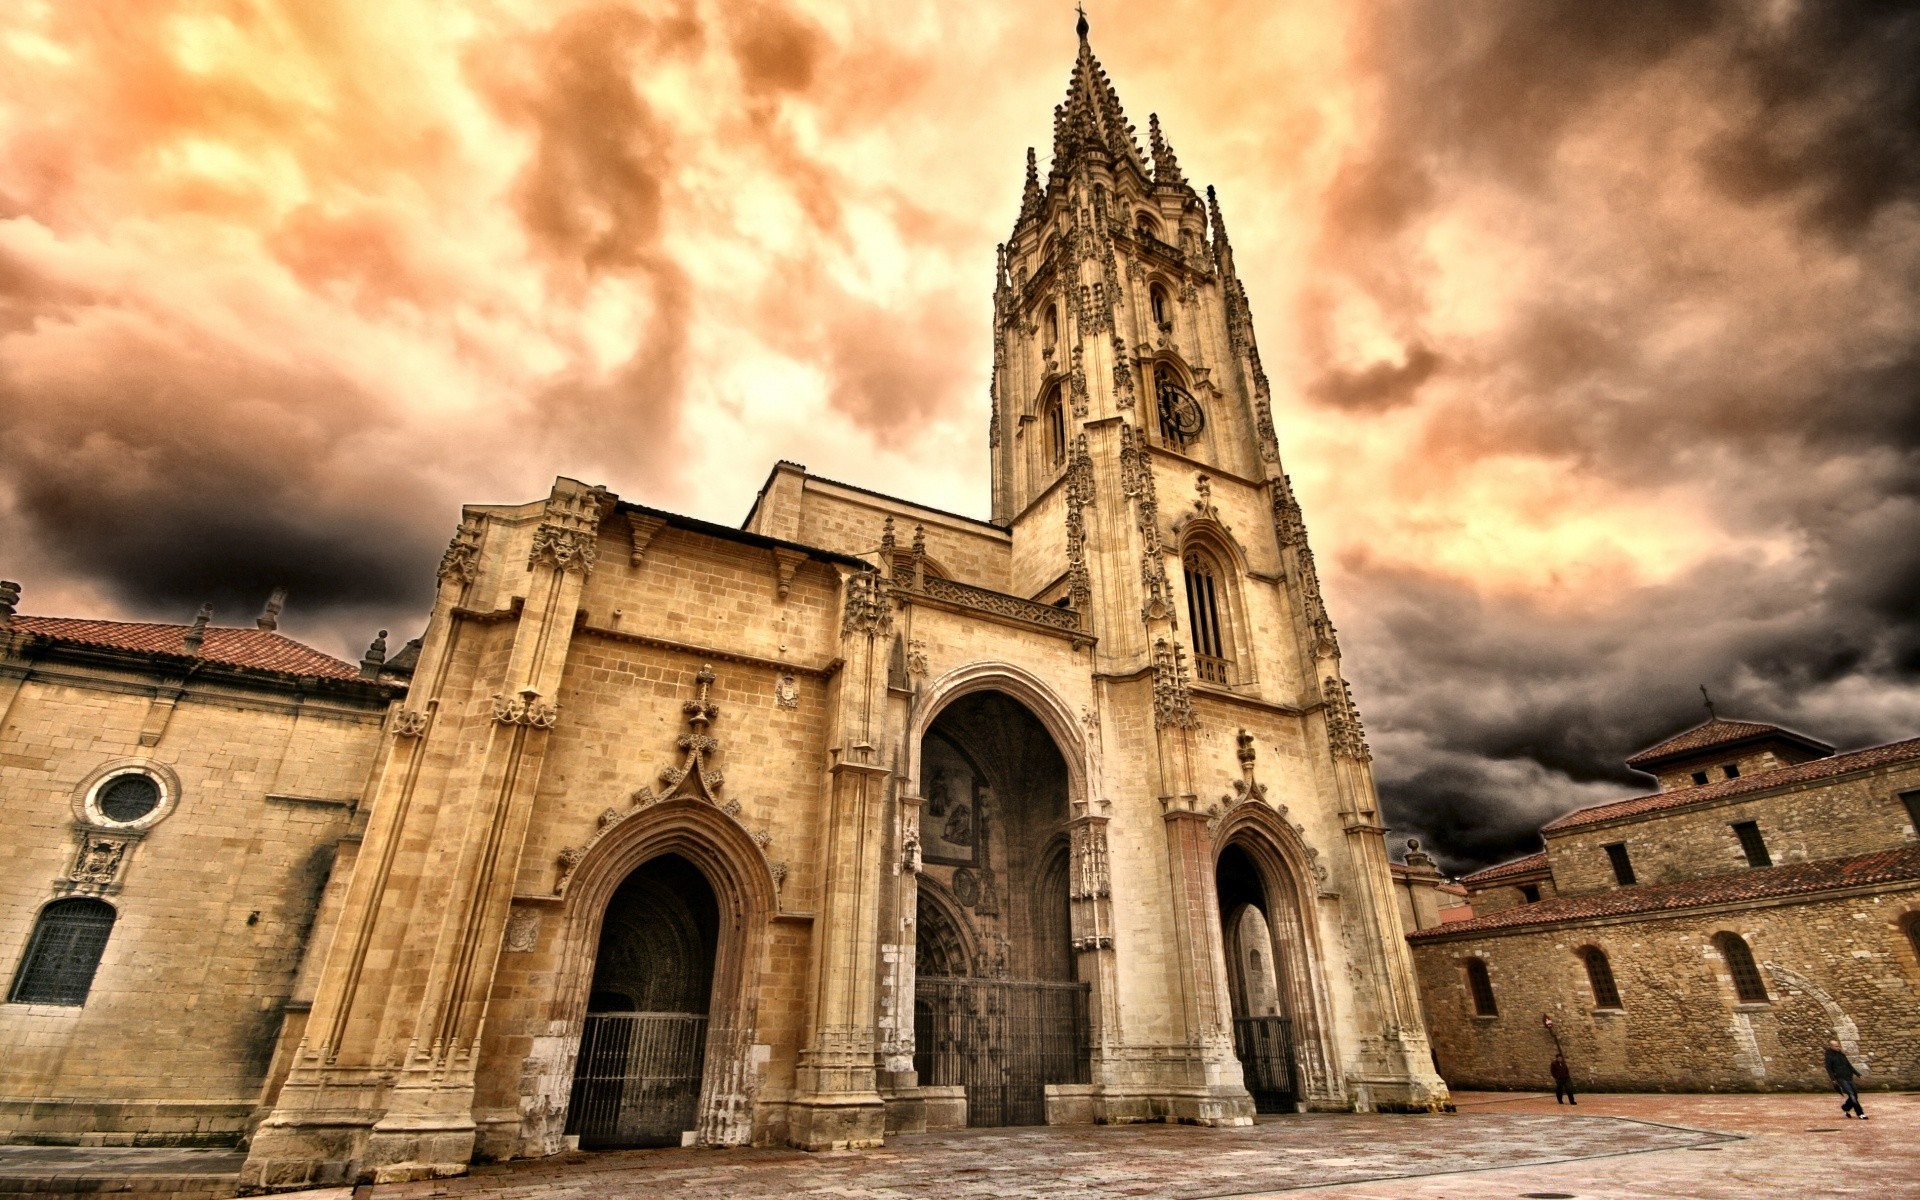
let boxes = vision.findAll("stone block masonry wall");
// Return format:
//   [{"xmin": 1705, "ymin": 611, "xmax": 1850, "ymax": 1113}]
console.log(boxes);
[
  {"xmin": 1411, "ymin": 886, "xmax": 1920, "ymax": 1093},
  {"xmin": 1549, "ymin": 762, "xmax": 1920, "ymax": 897},
  {"xmin": 0, "ymin": 668, "xmax": 387, "ymax": 1145}
]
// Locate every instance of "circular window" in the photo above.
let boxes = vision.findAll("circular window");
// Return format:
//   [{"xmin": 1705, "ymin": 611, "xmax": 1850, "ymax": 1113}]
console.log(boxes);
[{"xmin": 97, "ymin": 774, "xmax": 161, "ymax": 823}]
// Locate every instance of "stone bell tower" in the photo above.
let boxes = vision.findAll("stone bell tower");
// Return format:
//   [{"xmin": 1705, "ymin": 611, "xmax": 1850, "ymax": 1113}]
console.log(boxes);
[{"xmin": 989, "ymin": 14, "xmax": 1449, "ymax": 1115}]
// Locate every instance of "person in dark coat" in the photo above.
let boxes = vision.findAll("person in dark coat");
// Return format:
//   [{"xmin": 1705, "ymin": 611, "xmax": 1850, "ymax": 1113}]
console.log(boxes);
[
  {"xmin": 1826, "ymin": 1040, "xmax": 1867, "ymax": 1119},
  {"xmin": 1550, "ymin": 1054, "xmax": 1576, "ymax": 1105}
]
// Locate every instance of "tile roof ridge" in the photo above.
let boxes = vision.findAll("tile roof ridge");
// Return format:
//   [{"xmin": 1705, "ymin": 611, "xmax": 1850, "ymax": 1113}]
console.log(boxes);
[
  {"xmin": 1411, "ymin": 843, "xmax": 1920, "ymax": 941},
  {"xmin": 1546, "ymin": 734, "xmax": 1920, "ymax": 832}
]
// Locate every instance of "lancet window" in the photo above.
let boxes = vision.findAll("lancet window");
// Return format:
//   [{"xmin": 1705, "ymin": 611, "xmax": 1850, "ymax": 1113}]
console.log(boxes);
[
  {"xmin": 1043, "ymin": 382, "xmax": 1068, "ymax": 469},
  {"xmin": 1183, "ymin": 547, "xmax": 1231, "ymax": 685}
]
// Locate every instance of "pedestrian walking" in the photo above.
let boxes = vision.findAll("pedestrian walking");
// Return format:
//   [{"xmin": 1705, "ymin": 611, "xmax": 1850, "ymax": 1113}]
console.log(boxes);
[
  {"xmin": 1825, "ymin": 1040, "xmax": 1867, "ymax": 1119},
  {"xmin": 1550, "ymin": 1053, "xmax": 1576, "ymax": 1105}
]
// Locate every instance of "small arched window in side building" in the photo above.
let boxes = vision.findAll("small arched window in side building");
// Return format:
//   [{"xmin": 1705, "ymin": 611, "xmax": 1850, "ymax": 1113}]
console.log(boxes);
[
  {"xmin": 10, "ymin": 899, "xmax": 116, "ymax": 1006},
  {"xmin": 1465, "ymin": 957, "xmax": 1498, "ymax": 1016},
  {"xmin": 1714, "ymin": 931, "xmax": 1769, "ymax": 1003},
  {"xmin": 1149, "ymin": 283, "xmax": 1171, "ymax": 328},
  {"xmin": 1578, "ymin": 946, "xmax": 1622, "ymax": 1009}
]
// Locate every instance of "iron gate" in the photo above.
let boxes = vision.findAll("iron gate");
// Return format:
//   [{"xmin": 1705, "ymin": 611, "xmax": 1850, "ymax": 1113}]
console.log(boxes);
[
  {"xmin": 1232, "ymin": 1015, "xmax": 1297, "ymax": 1113},
  {"xmin": 914, "ymin": 976, "xmax": 1090, "ymax": 1126},
  {"xmin": 566, "ymin": 1012, "xmax": 708, "ymax": 1148}
]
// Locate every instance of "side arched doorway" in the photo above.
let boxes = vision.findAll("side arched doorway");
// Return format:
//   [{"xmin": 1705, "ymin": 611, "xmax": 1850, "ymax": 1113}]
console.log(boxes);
[
  {"xmin": 912, "ymin": 690, "xmax": 1090, "ymax": 1126},
  {"xmin": 1217, "ymin": 843, "xmax": 1299, "ymax": 1112},
  {"xmin": 566, "ymin": 855, "xmax": 719, "ymax": 1147}
]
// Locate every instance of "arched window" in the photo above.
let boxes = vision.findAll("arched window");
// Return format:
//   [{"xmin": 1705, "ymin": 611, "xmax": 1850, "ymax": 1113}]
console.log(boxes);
[
  {"xmin": 10, "ymin": 899, "xmax": 115, "ymax": 1006},
  {"xmin": 1043, "ymin": 304, "xmax": 1059, "ymax": 354},
  {"xmin": 1183, "ymin": 548, "xmax": 1231, "ymax": 684},
  {"xmin": 1904, "ymin": 912, "xmax": 1920, "ymax": 964},
  {"xmin": 1042, "ymin": 382, "xmax": 1067, "ymax": 468},
  {"xmin": 1155, "ymin": 362, "xmax": 1204, "ymax": 445},
  {"xmin": 1149, "ymin": 283, "xmax": 1170, "ymax": 328},
  {"xmin": 1136, "ymin": 210, "xmax": 1161, "ymax": 240},
  {"xmin": 1714, "ymin": 932, "xmax": 1768, "ymax": 1003},
  {"xmin": 1464, "ymin": 957, "xmax": 1497, "ymax": 1016},
  {"xmin": 1578, "ymin": 946, "xmax": 1622, "ymax": 1009}
]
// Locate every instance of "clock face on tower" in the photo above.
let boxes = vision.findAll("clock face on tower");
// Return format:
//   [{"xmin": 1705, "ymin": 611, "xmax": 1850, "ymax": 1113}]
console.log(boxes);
[{"xmin": 1158, "ymin": 372, "xmax": 1206, "ymax": 443}]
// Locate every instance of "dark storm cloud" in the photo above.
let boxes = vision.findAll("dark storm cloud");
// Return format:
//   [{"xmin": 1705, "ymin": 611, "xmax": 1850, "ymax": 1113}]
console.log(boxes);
[
  {"xmin": 0, "ymin": 309, "xmax": 443, "ymax": 616},
  {"xmin": 1317, "ymin": 0, "xmax": 1920, "ymax": 870}
]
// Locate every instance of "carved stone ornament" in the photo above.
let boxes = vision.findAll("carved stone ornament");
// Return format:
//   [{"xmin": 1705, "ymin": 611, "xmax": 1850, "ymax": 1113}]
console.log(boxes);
[
  {"xmin": 1322, "ymin": 675, "xmax": 1372, "ymax": 763},
  {"xmin": 626, "ymin": 512, "xmax": 667, "ymax": 566},
  {"xmin": 1120, "ymin": 423, "xmax": 1174, "ymax": 622},
  {"xmin": 1071, "ymin": 821, "xmax": 1111, "ymax": 900},
  {"xmin": 1152, "ymin": 637, "xmax": 1198, "ymax": 730},
  {"xmin": 69, "ymin": 834, "xmax": 130, "ymax": 891},
  {"xmin": 841, "ymin": 571, "xmax": 894, "ymax": 639},
  {"xmin": 551, "ymin": 666, "xmax": 779, "ymax": 896},
  {"xmin": 391, "ymin": 710, "xmax": 429, "ymax": 739},
  {"xmin": 527, "ymin": 524, "xmax": 598, "ymax": 576},
  {"xmin": 1064, "ymin": 433, "xmax": 1095, "ymax": 613},
  {"xmin": 438, "ymin": 518, "xmax": 483, "ymax": 586},
  {"xmin": 905, "ymin": 640, "xmax": 929, "ymax": 679},
  {"xmin": 492, "ymin": 691, "xmax": 559, "ymax": 728},
  {"xmin": 774, "ymin": 672, "xmax": 799, "ymax": 709},
  {"xmin": 503, "ymin": 908, "xmax": 541, "ymax": 953}
]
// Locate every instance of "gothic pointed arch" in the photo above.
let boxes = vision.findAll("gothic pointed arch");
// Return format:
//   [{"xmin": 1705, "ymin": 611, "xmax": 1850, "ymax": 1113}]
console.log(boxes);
[
  {"xmin": 1211, "ymin": 803, "xmax": 1341, "ymax": 1106},
  {"xmin": 915, "ymin": 876, "xmax": 978, "ymax": 978},
  {"xmin": 532, "ymin": 798, "xmax": 778, "ymax": 1150}
]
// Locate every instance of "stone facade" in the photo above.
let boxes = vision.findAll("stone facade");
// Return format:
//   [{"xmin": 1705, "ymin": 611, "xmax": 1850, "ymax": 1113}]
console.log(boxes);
[
  {"xmin": 1410, "ymin": 716, "xmax": 1920, "ymax": 1094},
  {"xmin": 0, "ymin": 612, "xmax": 399, "ymax": 1145},
  {"xmin": 0, "ymin": 23, "xmax": 1447, "ymax": 1187}
]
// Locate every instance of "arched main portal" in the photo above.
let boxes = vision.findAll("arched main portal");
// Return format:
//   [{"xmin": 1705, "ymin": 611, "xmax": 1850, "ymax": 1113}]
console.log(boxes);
[
  {"xmin": 566, "ymin": 855, "xmax": 719, "ymax": 1148},
  {"xmin": 1217, "ymin": 843, "xmax": 1299, "ymax": 1112},
  {"xmin": 912, "ymin": 690, "xmax": 1089, "ymax": 1126}
]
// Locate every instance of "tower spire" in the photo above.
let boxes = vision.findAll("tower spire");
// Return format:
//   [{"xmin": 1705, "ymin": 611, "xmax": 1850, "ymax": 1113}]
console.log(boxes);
[
  {"xmin": 1076, "ymin": 3, "xmax": 1089, "ymax": 41},
  {"xmin": 1049, "ymin": 13, "xmax": 1148, "ymax": 181}
]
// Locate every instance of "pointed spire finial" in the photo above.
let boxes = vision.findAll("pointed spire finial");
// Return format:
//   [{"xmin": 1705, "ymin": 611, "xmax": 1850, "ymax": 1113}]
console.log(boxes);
[
  {"xmin": 183, "ymin": 603, "xmax": 212, "ymax": 656},
  {"xmin": 1148, "ymin": 113, "xmax": 1185, "ymax": 186},
  {"xmin": 1076, "ymin": 3, "xmax": 1089, "ymax": 41},
  {"xmin": 256, "ymin": 586, "xmax": 287, "ymax": 631},
  {"xmin": 1700, "ymin": 685, "xmax": 1716, "ymax": 719}
]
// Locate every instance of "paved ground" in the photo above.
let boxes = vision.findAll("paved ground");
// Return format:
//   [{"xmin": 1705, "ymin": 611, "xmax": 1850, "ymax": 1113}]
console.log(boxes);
[{"xmin": 3, "ymin": 1092, "xmax": 1912, "ymax": 1199}]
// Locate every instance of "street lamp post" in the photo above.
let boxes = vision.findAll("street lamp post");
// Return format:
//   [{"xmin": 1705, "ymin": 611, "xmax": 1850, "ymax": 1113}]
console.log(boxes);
[{"xmin": 1543, "ymin": 1014, "xmax": 1564, "ymax": 1057}]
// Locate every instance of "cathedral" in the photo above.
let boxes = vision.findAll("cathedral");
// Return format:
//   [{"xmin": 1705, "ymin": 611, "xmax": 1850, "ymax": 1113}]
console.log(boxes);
[{"xmin": 0, "ymin": 20, "xmax": 1446, "ymax": 1190}]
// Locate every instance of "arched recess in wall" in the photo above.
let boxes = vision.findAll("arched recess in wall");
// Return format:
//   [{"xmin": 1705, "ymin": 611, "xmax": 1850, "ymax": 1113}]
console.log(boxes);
[
  {"xmin": 909, "ymin": 662, "xmax": 1090, "ymax": 818},
  {"xmin": 539, "ymin": 798, "xmax": 777, "ymax": 1149},
  {"xmin": 1211, "ymin": 803, "xmax": 1340, "ymax": 1108}
]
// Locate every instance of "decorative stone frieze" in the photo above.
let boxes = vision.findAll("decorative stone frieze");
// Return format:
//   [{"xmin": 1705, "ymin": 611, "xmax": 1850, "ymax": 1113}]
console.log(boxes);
[
  {"xmin": 391, "ymin": 710, "xmax": 429, "ymax": 739},
  {"xmin": 527, "ymin": 524, "xmax": 598, "ymax": 576}
]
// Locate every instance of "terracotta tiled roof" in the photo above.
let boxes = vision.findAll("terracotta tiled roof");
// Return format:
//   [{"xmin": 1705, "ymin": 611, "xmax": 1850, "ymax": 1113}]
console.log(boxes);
[
  {"xmin": 10, "ymin": 616, "xmax": 362, "ymax": 681},
  {"xmin": 1543, "ymin": 736, "xmax": 1920, "ymax": 832},
  {"xmin": 1624, "ymin": 717, "xmax": 1831, "ymax": 768},
  {"xmin": 1408, "ymin": 845, "xmax": 1920, "ymax": 942},
  {"xmin": 1459, "ymin": 851, "xmax": 1548, "ymax": 887}
]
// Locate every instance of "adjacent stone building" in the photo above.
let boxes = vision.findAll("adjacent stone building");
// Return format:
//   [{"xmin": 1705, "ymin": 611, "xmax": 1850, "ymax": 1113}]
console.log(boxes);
[
  {"xmin": 0, "ymin": 21, "xmax": 1446, "ymax": 1189},
  {"xmin": 1408, "ymin": 715, "xmax": 1920, "ymax": 1094},
  {"xmin": 0, "ymin": 599, "xmax": 403, "ymax": 1145}
]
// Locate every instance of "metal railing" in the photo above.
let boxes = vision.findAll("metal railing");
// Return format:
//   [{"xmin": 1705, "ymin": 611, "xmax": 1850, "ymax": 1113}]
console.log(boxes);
[
  {"xmin": 566, "ymin": 1012, "xmax": 708, "ymax": 1148},
  {"xmin": 914, "ymin": 976, "xmax": 1091, "ymax": 1127},
  {"xmin": 1232, "ymin": 1015, "xmax": 1297, "ymax": 1113}
]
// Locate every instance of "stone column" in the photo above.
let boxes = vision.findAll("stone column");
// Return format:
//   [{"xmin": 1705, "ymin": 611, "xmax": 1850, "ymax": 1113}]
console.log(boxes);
[
  {"xmin": 787, "ymin": 570, "xmax": 892, "ymax": 1149},
  {"xmin": 243, "ymin": 481, "xmax": 609, "ymax": 1190}
]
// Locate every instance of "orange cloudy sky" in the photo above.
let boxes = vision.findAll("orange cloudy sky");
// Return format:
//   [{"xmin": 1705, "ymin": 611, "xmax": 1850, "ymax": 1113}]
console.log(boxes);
[{"xmin": 3, "ymin": 0, "xmax": 1917, "ymax": 865}]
